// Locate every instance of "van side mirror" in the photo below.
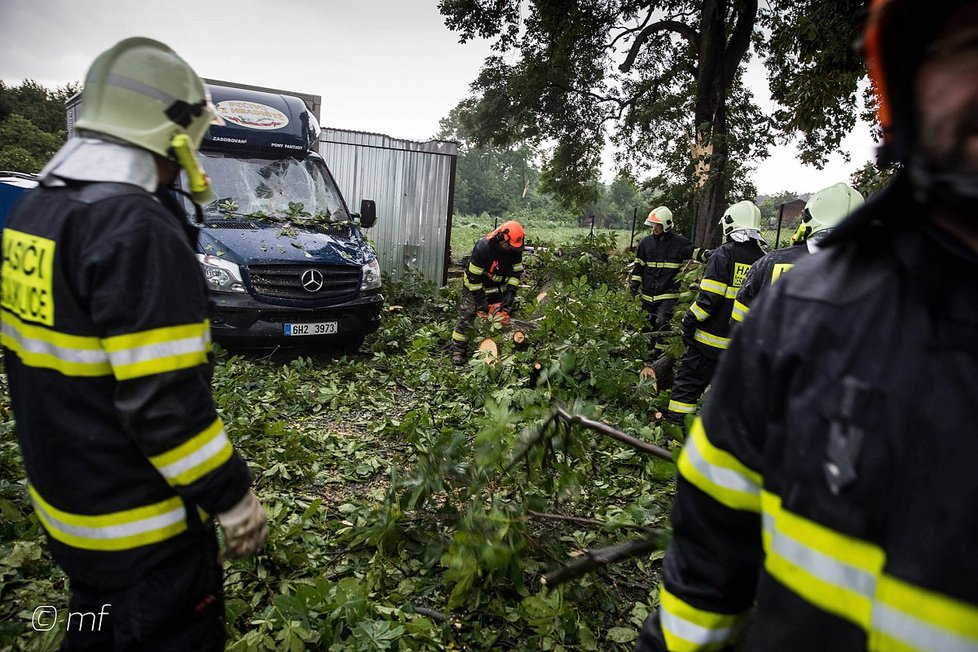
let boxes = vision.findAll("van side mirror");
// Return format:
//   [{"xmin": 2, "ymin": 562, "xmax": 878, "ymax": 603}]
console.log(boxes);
[{"xmin": 359, "ymin": 199, "xmax": 377, "ymax": 228}]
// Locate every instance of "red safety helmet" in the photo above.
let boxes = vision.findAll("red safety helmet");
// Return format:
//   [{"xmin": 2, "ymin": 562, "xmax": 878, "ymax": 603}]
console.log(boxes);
[
  {"xmin": 488, "ymin": 221, "xmax": 524, "ymax": 247},
  {"xmin": 864, "ymin": 0, "xmax": 971, "ymax": 166}
]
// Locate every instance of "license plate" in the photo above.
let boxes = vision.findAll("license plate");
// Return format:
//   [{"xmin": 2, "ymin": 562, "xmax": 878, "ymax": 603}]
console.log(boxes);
[{"xmin": 284, "ymin": 322, "xmax": 338, "ymax": 336}]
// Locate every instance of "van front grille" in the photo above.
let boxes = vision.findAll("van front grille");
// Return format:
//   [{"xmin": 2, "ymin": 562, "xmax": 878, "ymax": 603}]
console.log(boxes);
[{"xmin": 246, "ymin": 264, "xmax": 361, "ymax": 301}]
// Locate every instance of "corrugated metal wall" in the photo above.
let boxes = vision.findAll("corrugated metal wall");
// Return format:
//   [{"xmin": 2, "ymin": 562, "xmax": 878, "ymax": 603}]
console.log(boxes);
[{"xmin": 319, "ymin": 129, "xmax": 458, "ymax": 285}]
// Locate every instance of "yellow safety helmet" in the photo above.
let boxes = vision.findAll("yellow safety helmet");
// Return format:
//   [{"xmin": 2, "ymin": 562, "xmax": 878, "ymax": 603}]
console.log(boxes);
[
  {"xmin": 719, "ymin": 200, "xmax": 761, "ymax": 240},
  {"xmin": 74, "ymin": 37, "xmax": 221, "ymax": 203},
  {"xmin": 802, "ymin": 183, "xmax": 865, "ymax": 234}
]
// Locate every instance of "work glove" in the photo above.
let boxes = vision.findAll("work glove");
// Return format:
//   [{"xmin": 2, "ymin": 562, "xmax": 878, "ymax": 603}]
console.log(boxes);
[
  {"xmin": 500, "ymin": 289, "xmax": 517, "ymax": 314},
  {"xmin": 217, "ymin": 490, "xmax": 268, "ymax": 561}
]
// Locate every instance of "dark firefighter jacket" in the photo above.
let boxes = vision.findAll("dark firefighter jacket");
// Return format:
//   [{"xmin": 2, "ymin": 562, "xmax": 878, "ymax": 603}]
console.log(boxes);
[
  {"xmin": 1, "ymin": 181, "xmax": 252, "ymax": 589},
  {"xmin": 637, "ymin": 174, "xmax": 978, "ymax": 651},
  {"xmin": 681, "ymin": 239, "xmax": 763, "ymax": 359},
  {"xmin": 463, "ymin": 236, "xmax": 524, "ymax": 306},
  {"xmin": 630, "ymin": 232, "xmax": 708, "ymax": 304},
  {"xmin": 730, "ymin": 230, "xmax": 833, "ymax": 324}
]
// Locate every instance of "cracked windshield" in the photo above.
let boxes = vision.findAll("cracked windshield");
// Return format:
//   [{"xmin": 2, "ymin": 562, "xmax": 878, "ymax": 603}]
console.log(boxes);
[{"xmin": 200, "ymin": 154, "xmax": 350, "ymax": 223}]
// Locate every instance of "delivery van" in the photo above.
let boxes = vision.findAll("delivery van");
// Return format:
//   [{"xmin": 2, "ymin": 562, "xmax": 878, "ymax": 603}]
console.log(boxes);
[{"xmin": 67, "ymin": 82, "xmax": 383, "ymax": 348}]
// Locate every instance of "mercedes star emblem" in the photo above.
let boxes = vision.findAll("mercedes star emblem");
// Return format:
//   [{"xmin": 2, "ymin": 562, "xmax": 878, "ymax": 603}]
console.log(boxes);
[{"xmin": 300, "ymin": 269, "xmax": 325, "ymax": 293}]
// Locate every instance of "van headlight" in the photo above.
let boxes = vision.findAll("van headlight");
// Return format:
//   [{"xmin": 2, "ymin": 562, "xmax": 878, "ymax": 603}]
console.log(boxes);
[
  {"xmin": 361, "ymin": 258, "xmax": 382, "ymax": 290},
  {"xmin": 196, "ymin": 254, "xmax": 246, "ymax": 293}
]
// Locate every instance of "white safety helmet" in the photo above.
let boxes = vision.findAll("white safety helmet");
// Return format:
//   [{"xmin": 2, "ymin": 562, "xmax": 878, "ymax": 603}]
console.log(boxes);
[
  {"xmin": 74, "ymin": 37, "xmax": 220, "ymax": 202},
  {"xmin": 802, "ymin": 183, "xmax": 865, "ymax": 234},
  {"xmin": 645, "ymin": 206, "xmax": 674, "ymax": 231},
  {"xmin": 719, "ymin": 200, "xmax": 762, "ymax": 241}
]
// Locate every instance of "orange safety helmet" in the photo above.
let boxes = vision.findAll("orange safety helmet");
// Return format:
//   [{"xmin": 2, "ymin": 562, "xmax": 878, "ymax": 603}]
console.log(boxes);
[
  {"xmin": 488, "ymin": 220, "xmax": 524, "ymax": 247},
  {"xmin": 864, "ymin": 0, "xmax": 970, "ymax": 166}
]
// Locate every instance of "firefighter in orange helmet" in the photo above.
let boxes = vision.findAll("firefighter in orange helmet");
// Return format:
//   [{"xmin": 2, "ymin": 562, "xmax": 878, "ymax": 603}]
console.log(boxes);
[{"xmin": 450, "ymin": 221, "xmax": 525, "ymax": 365}]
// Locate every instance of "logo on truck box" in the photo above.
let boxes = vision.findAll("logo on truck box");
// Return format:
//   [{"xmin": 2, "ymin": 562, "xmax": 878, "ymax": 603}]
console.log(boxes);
[{"xmin": 215, "ymin": 101, "xmax": 289, "ymax": 130}]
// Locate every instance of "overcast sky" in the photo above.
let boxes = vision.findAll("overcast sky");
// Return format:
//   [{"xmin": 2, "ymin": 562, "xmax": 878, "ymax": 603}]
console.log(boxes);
[{"xmin": 0, "ymin": 0, "xmax": 876, "ymax": 196}]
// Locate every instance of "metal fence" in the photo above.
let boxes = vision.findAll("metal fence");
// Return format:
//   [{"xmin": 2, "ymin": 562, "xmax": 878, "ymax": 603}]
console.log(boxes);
[{"xmin": 318, "ymin": 129, "xmax": 458, "ymax": 285}]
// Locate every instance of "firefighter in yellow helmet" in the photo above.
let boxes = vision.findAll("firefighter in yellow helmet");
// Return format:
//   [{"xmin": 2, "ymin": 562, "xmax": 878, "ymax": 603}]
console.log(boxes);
[
  {"xmin": 731, "ymin": 182, "xmax": 864, "ymax": 325},
  {"xmin": 1, "ymin": 38, "xmax": 265, "ymax": 649},
  {"xmin": 450, "ymin": 220, "xmax": 525, "ymax": 365},
  {"xmin": 636, "ymin": 1, "xmax": 978, "ymax": 649},
  {"xmin": 629, "ymin": 206, "xmax": 709, "ymax": 357}
]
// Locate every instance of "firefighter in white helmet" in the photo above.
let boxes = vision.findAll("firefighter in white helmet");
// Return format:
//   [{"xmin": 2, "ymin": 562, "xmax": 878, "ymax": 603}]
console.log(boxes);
[
  {"xmin": 1, "ymin": 38, "xmax": 265, "ymax": 649},
  {"xmin": 630, "ymin": 206, "xmax": 709, "ymax": 357},
  {"xmin": 731, "ymin": 183, "xmax": 864, "ymax": 325},
  {"xmin": 664, "ymin": 200, "xmax": 765, "ymax": 427}
]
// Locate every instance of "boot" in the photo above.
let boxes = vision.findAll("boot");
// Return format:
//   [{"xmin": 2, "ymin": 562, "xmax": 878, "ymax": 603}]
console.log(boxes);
[{"xmin": 451, "ymin": 348, "xmax": 467, "ymax": 366}]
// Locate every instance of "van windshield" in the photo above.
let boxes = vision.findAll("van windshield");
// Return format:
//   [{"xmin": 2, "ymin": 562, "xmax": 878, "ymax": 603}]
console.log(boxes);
[{"xmin": 197, "ymin": 153, "xmax": 351, "ymax": 224}]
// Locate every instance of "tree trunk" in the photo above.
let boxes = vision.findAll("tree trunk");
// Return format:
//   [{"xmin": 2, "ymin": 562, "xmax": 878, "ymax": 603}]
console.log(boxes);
[{"xmin": 689, "ymin": 0, "xmax": 757, "ymax": 248}]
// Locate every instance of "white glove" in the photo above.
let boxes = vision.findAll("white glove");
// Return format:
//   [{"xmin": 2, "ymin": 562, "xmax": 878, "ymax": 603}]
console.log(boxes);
[{"xmin": 216, "ymin": 490, "xmax": 268, "ymax": 560}]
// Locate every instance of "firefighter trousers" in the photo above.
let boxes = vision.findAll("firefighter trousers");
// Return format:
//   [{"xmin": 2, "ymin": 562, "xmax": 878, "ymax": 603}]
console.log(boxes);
[
  {"xmin": 665, "ymin": 344, "xmax": 718, "ymax": 426},
  {"xmin": 60, "ymin": 535, "xmax": 225, "ymax": 652}
]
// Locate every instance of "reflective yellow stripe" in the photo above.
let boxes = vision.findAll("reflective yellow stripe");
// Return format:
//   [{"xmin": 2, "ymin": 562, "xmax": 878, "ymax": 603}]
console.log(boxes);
[
  {"xmin": 668, "ymin": 399, "xmax": 698, "ymax": 414},
  {"xmin": 690, "ymin": 303, "xmax": 709, "ymax": 322},
  {"xmin": 725, "ymin": 287, "xmax": 739, "ymax": 299},
  {"xmin": 630, "ymin": 275, "xmax": 642, "ymax": 282},
  {"xmin": 643, "ymin": 293, "xmax": 680, "ymax": 303},
  {"xmin": 660, "ymin": 586, "xmax": 744, "ymax": 652},
  {"xmin": 731, "ymin": 300, "xmax": 749, "ymax": 322},
  {"xmin": 102, "ymin": 320, "xmax": 211, "ymax": 381},
  {"xmin": 464, "ymin": 279, "xmax": 483, "ymax": 291},
  {"xmin": 468, "ymin": 262, "xmax": 484, "ymax": 275},
  {"xmin": 485, "ymin": 287, "xmax": 502, "ymax": 295},
  {"xmin": 700, "ymin": 278, "xmax": 728, "ymax": 296},
  {"xmin": 633, "ymin": 258, "xmax": 644, "ymax": 267},
  {"xmin": 452, "ymin": 330, "xmax": 467, "ymax": 342},
  {"xmin": 761, "ymin": 491, "xmax": 978, "ymax": 650},
  {"xmin": 148, "ymin": 418, "xmax": 233, "ymax": 487},
  {"xmin": 873, "ymin": 575, "xmax": 978, "ymax": 651},
  {"xmin": 507, "ymin": 277, "xmax": 519, "ymax": 286},
  {"xmin": 29, "ymin": 485, "xmax": 187, "ymax": 551},
  {"xmin": 488, "ymin": 274, "xmax": 505, "ymax": 282},
  {"xmin": 694, "ymin": 329, "xmax": 730, "ymax": 349},
  {"xmin": 1, "ymin": 310, "xmax": 111, "ymax": 376},
  {"xmin": 678, "ymin": 418, "xmax": 761, "ymax": 512},
  {"xmin": 512, "ymin": 263, "xmax": 524, "ymax": 272},
  {"xmin": 649, "ymin": 261, "xmax": 683, "ymax": 269}
]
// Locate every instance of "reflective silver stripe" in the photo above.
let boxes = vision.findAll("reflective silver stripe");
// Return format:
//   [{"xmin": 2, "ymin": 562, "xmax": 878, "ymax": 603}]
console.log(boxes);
[
  {"xmin": 34, "ymin": 501, "xmax": 186, "ymax": 541},
  {"xmin": 106, "ymin": 336, "xmax": 208, "ymax": 367},
  {"xmin": 731, "ymin": 301, "xmax": 749, "ymax": 322},
  {"xmin": 106, "ymin": 73, "xmax": 177, "ymax": 104},
  {"xmin": 690, "ymin": 303, "xmax": 709, "ymax": 321},
  {"xmin": 694, "ymin": 330, "xmax": 730, "ymax": 349},
  {"xmin": 725, "ymin": 287, "xmax": 739, "ymax": 299},
  {"xmin": 2, "ymin": 321, "xmax": 108, "ymax": 364},
  {"xmin": 873, "ymin": 604, "xmax": 978, "ymax": 652},
  {"xmin": 684, "ymin": 431, "xmax": 760, "ymax": 498},
  {"xmin": 155, "ymin": 429, "xmax": 230, "ymax": 481},
  {"xmin": 650, "ymin": 261, "xmax": 682, "ymax": 269},
  {"xmin": 763, "ymin": 513, "xmax": 876, "ymax": 598},
  {"xmin": 668, "ymin": 400, "xmax": 697, "ymax": 414},
  {"xmin": 660, "ymin": 610, "xmax": 736, "ymax": 647},
  {"xmin": 700, "ymin": 278, "xmax": 728, "ymax": 295}
]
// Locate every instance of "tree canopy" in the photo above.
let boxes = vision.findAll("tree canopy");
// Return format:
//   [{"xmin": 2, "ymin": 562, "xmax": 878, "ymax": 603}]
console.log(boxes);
[
  {"xmin": 440, "ymin": 0, "xmax": 869, "ymax": 245},
  {"xmin": 0, "ymin": 80, "xmax": 79, "ymax": 173}
]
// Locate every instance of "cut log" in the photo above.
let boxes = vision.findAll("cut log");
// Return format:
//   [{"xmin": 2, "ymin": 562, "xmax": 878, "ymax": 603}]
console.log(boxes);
[
  {"xmin": 512, "ymin": 330, "xmax": 528, "ymax": 347},
  {"xmin": 477, "ymin": 337, "xmax": 499, "ymax": 362}
]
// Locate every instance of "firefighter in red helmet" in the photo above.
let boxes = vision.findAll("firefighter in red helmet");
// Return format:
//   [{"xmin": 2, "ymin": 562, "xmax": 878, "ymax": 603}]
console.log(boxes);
[
  {"xmin": 636, "ymin": 1, "xmax": 978, "ymax": 649},
  {"xmin": 450, "ymin": 221, "xmax": 525, "ymax": 365}
]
